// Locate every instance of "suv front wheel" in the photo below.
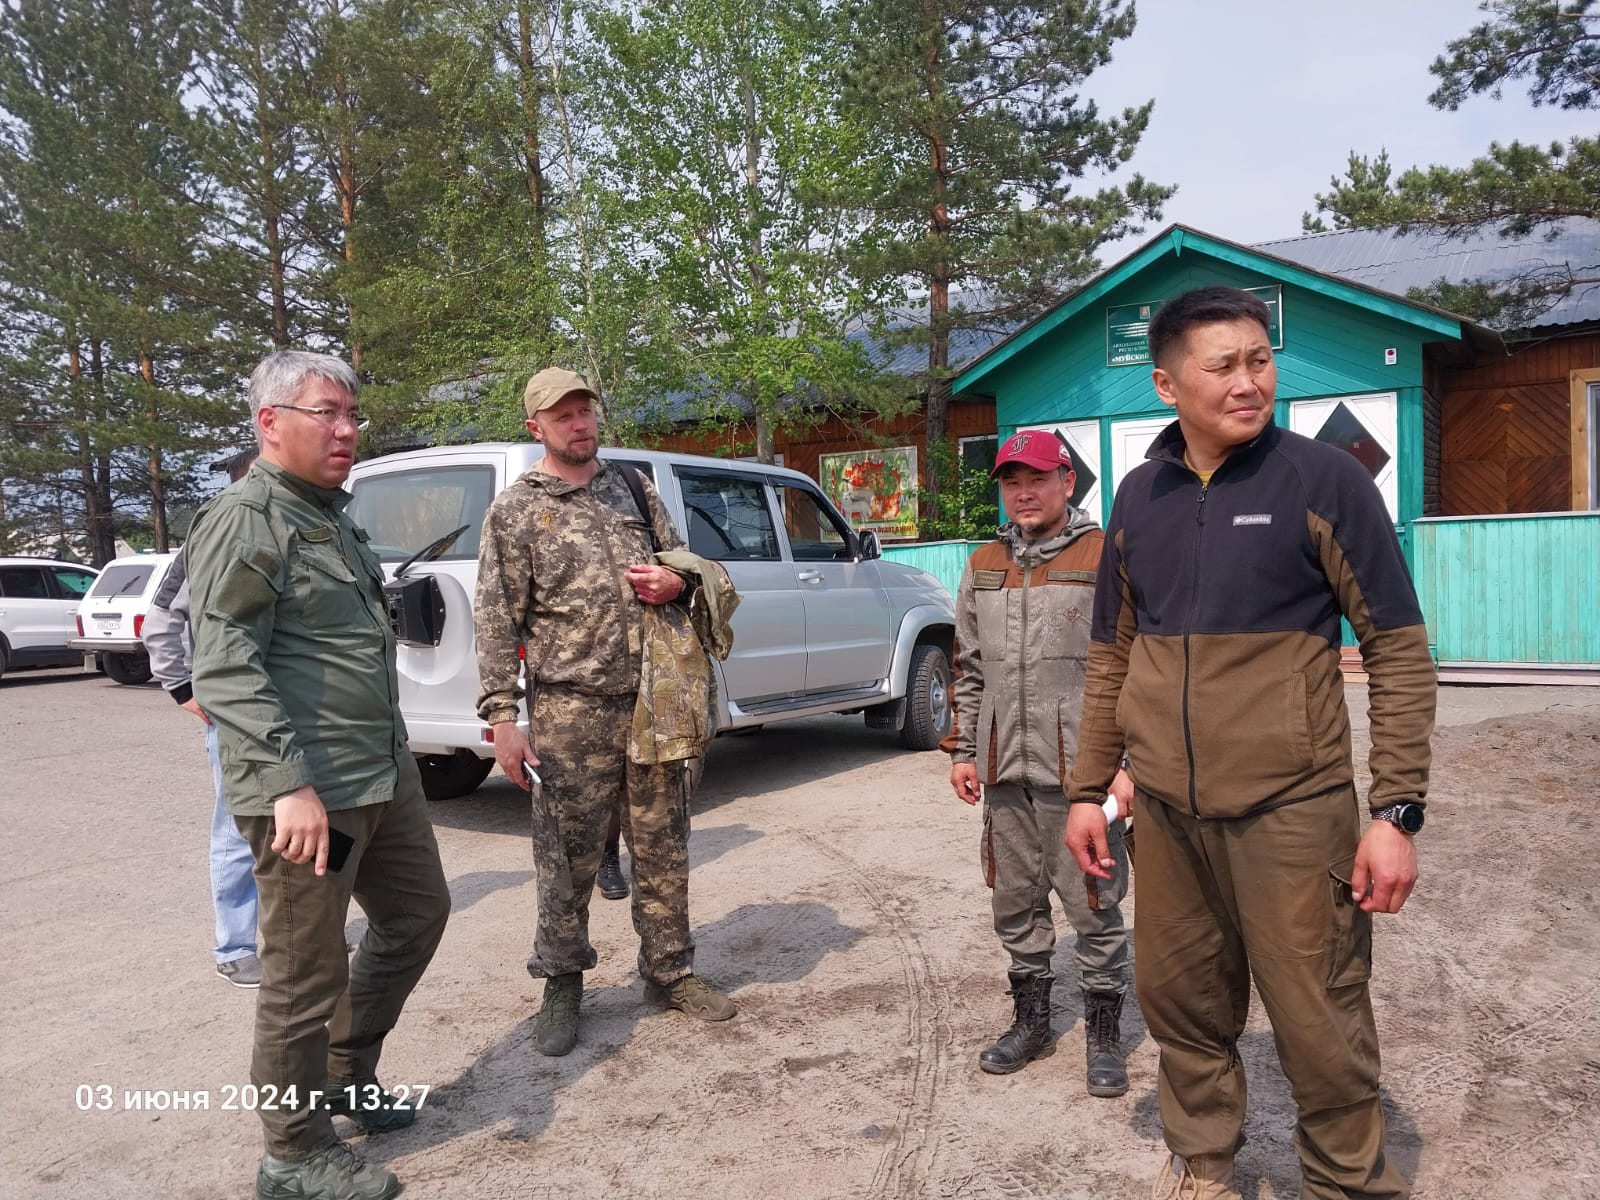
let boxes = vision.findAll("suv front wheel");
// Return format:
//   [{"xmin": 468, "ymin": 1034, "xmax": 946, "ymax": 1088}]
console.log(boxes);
[{"xmin": 899, "ymin": 642, "xmax": 953, "ymax": 750}]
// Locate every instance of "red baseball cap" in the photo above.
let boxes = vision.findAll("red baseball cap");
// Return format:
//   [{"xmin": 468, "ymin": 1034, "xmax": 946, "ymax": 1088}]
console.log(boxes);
[{"xmin": 991, "ymin": 429, "xmax": 1074, "ymax": 478}]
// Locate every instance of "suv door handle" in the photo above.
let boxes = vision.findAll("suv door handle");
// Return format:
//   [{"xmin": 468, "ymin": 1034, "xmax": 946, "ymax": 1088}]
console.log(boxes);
[{"xmin": 797, "ymin": 569, "xmax": 823, "ymax": 584}]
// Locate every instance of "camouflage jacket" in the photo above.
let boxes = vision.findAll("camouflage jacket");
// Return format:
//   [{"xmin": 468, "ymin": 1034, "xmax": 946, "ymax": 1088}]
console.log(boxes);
[
  {"xmin": 630, "ymin": 550, "xmax": 742, "ymax": 764},
  {"xmin": 475, "ymin": 459, "xmax": 686, "ymax": 725},
  {"xmin": 941, "ymin": 508, "xmax": 1104, "ymax": 792}
]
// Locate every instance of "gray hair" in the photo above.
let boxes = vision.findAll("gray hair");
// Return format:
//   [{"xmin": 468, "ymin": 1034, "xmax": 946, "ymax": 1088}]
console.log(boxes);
[{"xmin": 247, "ymin": 351, "xmax": 361, "ymax": 420}]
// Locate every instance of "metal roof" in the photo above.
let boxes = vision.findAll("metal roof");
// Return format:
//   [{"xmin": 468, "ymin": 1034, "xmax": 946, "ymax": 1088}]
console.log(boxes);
[{"xmin": 1254, "ymin": 218, "xmax": 1598, "ymax": 331}]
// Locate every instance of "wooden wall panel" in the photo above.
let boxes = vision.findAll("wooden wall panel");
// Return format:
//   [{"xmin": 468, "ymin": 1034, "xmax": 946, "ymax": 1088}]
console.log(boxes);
[{"xmin": 1436, "ymin": 336, "xmax": 1594, "ymax": 514}]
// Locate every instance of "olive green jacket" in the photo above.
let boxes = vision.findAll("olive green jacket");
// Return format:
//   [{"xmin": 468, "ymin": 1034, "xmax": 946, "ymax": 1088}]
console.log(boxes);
[{"xmin": 188, "ymin": 460, "xmax": 409, "ymax": 815}]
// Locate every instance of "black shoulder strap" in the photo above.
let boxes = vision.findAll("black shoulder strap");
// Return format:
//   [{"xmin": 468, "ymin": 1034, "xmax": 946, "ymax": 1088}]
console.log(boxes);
[{"xmin": 620, "ymin": 465, "xmax": 662, "ymax": 553}]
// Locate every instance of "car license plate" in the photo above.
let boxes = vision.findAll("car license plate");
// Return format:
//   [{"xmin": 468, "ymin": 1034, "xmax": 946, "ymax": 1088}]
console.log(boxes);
[{"xmin": 95, "ymin": 619, "xmax": 118, "ymax": 635}]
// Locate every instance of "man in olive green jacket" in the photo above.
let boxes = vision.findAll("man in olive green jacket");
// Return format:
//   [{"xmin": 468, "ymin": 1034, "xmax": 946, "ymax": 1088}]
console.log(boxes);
[{"xmin": 189, "ymin": 351, "xmax": 451, "ymax": 1200}]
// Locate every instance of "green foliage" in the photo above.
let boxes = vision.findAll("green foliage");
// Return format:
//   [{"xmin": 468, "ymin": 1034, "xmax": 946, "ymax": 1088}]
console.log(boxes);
[
  {"xmin": 1303, "ymin": 1, "xmax": 1597, "ymax": 331},
  {"xmin": 1429, "ymin": 0, "xmax": 1598, "ymax": 111},
  {"xmin": 836, "ymin": 0, "xmax": 1169, "ymax": 520},
  {"xmin": 584, "ymin": 0, "xmax": 899, "ymax": 461},
  {"xmin": 913, "ymin": 437, "xmax": 999, "ymax": 542}
]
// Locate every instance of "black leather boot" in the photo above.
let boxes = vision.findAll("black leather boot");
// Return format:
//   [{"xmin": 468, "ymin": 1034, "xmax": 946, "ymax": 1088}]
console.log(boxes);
[
  {"xmin": 596, "ymin": 846, "xmax": 629, "ymax": 900},
  {"xmin": 1084, "ymin": 989, "xmax": 1129, "ymax": 1097},
  {"xmin": 978, "ymin": 973, "xmax": 1056, "ymax": 1074}
]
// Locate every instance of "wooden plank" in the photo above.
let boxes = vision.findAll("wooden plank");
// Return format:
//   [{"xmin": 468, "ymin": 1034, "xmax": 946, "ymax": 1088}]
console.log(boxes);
[{"xmin": 1412, "ymin": 514, "xmax": 1600, "ymax": 665}]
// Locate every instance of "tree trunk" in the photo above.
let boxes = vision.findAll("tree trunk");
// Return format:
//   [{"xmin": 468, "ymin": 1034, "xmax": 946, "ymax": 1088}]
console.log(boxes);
[
  {"xmin": 141, "ymin": 351, "xmax": 170, "ymax": 552},
  {"xmin": 516, "ymin": 1, "xmax": 547, "ymax": 248},
  {"xmin": 920, "ymin": 0, "xmax": 951, "ymax": 526},
  {"xmin": 253, "ymin": 38, "xmax": 290, "ymax": 347},
  {"xmin": 328, "ymin": 0, "xmax": 361, "ymax": 368},
  {"xmin": 740, "ymin": 33, "xmax": 775, "ymax": 463},
  {"xmin": 84, "ymin": 338, "xmax": 116, "ymax": 565}
]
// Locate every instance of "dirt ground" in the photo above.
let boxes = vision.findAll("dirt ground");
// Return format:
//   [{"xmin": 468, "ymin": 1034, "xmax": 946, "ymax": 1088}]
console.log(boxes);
[{"xmin": 1, "ymin": 668, "xmax": 1596, "ymax": 1200}]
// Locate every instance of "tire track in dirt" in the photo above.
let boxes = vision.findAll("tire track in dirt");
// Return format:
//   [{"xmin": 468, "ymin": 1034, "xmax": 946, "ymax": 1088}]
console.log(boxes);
[
  {"xmin": 784, "ymin": 827, "xmax": 1107, "ymax": 1200},
  {"xmin": 786, "ymin": 826, "xmax": 951, "ymax": 1198}
]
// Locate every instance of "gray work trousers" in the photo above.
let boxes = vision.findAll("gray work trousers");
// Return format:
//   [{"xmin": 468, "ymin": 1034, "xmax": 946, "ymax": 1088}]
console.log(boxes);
[{"xmin": 982, "ymin": 781, "xmax": 1130, "ymax": 993}]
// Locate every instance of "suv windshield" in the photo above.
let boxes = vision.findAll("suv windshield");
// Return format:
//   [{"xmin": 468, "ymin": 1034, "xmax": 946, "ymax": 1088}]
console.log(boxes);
[
  {"xmin": 347, "ymin": 465, "xmax": 496, "ymax": 561},
  {"xmin": 89, "ymin": 564, "xmax": 156, "ymax": 599}
]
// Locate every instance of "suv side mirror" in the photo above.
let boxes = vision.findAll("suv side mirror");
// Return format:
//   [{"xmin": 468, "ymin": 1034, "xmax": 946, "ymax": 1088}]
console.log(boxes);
[{"xmin": 855, "ymin": 529, "xmax": 881, "ymax": 561}]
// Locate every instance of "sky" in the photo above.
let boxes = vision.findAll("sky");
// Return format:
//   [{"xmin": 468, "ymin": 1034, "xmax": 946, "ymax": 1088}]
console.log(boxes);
[{"xmin": 1086, "ymin": 0, "xmax": 1594, "ymax": 259}]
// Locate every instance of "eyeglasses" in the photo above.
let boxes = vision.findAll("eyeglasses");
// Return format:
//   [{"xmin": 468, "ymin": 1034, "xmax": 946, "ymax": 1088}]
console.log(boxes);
[{"xmin": 270, "ymin": 403, "xmax": 370, "ymax": 431}]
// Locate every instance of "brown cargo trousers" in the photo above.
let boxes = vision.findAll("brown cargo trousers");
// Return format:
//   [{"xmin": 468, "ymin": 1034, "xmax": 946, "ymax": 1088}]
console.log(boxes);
[
  {"xmin": 237, "ymin": 753, "xmax": 451, "ymax": 1159},
  {"xmin": 983, "ymin": 782, "xmax": 1130, "ymax": 993},
  {"xmin": 1134, "ymin": 784, "xmax": 1408, "ymax": 1199},
  {"xmin": 526, "ymin": 688, "xmax": 695, "ymax": 987}
]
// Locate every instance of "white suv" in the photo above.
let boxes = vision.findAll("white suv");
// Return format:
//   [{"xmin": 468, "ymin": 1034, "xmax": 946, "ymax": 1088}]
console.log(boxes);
[
  {"xmin": 0, "ymin": 557, "xmax": 99, "ymax": 680},
  {"xmin": 68, "ymin": 551, "xmax": 180, "ymax": 685},
  {"xmin": 346, "ymin": 444, "xmax": 956, "ymax": 800}
]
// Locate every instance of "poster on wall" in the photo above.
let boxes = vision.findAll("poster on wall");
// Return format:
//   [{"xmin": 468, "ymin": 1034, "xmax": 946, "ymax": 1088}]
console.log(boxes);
[
  {"xmin": 1106, "ymin": 284, "xmax": 1283, "ymax": 367},
  {"xmin": 818, "ymin": 447, "xmax": 919, "ymax": 541}
]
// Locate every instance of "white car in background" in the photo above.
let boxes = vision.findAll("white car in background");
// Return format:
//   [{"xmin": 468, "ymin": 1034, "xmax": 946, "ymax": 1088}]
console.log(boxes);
[
  {"xmin": 0, "ymin": 557, "xmax": 99, "ymax": 680},
  {"xmin": 346, "ymin": 444, "xmax": 957, "ymax": 800},
  {"xmin": 68, "ymin": 551, "xmax": 180, "ymax": 685}
]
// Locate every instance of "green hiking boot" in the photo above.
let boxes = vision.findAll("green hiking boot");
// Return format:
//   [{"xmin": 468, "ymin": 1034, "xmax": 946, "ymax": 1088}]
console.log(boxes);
[
  {"xmin": 255, "ymin": 1140, "xmax": 399, "ymax": 1200},
  {"xmin": 323, "ymin": 1080, "xmax": 417, "ymax": 1133},
  {"xmin": 644, "ymin": 973, "xmax": 737, "ymax": 1021},
  {"xmin": 535, "ymin": 972, "xmax": 582, "ymax": 1055}
]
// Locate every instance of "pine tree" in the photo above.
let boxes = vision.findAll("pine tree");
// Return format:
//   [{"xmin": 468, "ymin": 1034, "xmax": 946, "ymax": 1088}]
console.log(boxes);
[
  {"xmin": 1304, "ymin": 0, "xmax": 1597, "ymax": 327},
  {"xmin": 838, "ymin": 0, "xmax": 1170, "ymax": 516}
]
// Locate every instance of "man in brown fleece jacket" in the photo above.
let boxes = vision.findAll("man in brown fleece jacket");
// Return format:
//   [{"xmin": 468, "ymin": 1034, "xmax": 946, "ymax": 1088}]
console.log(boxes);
[{"xmin": 1064, "ymin": 287, "xmax": 1437, "ymax": 1200}]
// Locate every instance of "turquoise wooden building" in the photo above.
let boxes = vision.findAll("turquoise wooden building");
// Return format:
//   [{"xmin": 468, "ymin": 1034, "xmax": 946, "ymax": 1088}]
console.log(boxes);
[{"xmin": 931, "ymin": 224, "xmax": 1599, "ymax": 682}]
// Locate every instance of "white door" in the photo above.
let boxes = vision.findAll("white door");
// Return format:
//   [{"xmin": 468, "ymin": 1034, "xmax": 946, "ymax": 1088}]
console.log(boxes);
[
  {"xmin": 1289, "ymin": 393, "xmax": 1399, "ymax": 521},
  {"xmin": 1041, "ymin": 420, "xmax": 1104, "ymax": 517},
  {"xmin": 1109, "ymin": 416, "xmax": 1174, "ymax": 509}
]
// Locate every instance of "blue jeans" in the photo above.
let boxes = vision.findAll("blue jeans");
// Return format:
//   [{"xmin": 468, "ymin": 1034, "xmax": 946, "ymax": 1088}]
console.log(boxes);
[{"xmin": 208, "ymin": 723, "xmax": 259, "ymax": 963}]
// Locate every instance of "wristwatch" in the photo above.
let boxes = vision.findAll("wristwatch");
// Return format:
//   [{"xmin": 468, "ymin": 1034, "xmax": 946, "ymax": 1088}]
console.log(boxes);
[{"xmin": 1371, "ymin": 803, "xmax": 1425, "ymax": 834}]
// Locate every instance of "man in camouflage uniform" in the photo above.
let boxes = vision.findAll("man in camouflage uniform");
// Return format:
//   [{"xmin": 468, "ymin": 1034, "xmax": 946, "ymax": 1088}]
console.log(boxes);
[
  {"xmin": 475, "ymin": 367, "xmax": 736, "ymax": 1057},
  {"xmin": 943, "ymin": 430, "xmax": 1134, "ymax": 1095}
]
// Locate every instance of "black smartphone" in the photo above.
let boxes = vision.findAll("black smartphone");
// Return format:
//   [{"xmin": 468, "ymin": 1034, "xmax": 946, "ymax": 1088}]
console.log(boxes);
[{"xmin": 326, "ymin": 826, "xmax": 356, "ymax": 873}]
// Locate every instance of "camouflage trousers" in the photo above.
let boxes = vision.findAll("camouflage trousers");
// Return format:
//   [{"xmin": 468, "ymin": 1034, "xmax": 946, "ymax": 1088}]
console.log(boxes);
[
  {"xmin": 982, "ymin": 782, "xmax": 1130, "ymax": 993},
  {"xmin": 526, "ymin": 688, "xmax": 695, "ymax": 987}
]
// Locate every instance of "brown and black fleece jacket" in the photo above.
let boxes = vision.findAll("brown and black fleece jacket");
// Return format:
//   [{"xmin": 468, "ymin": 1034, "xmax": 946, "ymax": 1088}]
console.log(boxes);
[{"xmin": 1065, "ymin": 420, "xmax": 1436, "ymax": 821}]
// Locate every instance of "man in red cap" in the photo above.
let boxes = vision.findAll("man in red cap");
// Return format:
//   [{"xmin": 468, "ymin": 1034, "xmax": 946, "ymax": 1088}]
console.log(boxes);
[{"xmin": 942, "ymin": 429, "xmax": 1134, "ymax": 1094}]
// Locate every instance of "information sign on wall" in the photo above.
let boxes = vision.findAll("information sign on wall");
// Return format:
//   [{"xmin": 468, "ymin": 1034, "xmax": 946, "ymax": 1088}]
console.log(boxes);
[
  {"xmin": 1106, "ymin": 285, "xmax": 1283, "ymax": 367},
  {"xmin": 818, "ymin": 446, "xmax": 919, "ymax": 541}
]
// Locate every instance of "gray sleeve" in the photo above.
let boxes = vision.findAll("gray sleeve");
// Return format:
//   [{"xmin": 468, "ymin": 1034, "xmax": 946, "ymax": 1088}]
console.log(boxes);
[{"xmin": 142, "ymin": 575, "xmax": 192, "ymax": 691}]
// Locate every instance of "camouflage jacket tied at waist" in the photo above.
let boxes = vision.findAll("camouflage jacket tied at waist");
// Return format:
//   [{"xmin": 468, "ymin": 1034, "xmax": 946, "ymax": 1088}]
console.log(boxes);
[
  {"xmin": 475, "ymin": 459, "xmax": 686, "ymax": 726},
  {"xmin": 941, "ymin": 508, "xmax": 1104, "ymax": 793},
  {"xmin": 630, "ymin": 549, "xmax": 742, "ymax": 765}
]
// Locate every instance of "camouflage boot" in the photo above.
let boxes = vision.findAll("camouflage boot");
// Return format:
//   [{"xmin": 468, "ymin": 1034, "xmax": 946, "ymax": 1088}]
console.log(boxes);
[
  {"xmin": 978, "ymin": 973, "xmax": 1056, "ymax": 1074},
  {"xmin": 645, "ymin": 973, "xmax": 736, "ymax": 1021},
  {"xmin": 535, "ymin": 972, "xmax": 582, "ymax": 1056}
]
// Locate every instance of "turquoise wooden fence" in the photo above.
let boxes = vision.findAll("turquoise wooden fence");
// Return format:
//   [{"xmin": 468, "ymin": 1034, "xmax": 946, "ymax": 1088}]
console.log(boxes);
[
  {"xmin": 889, "ymin": 516, "xmax": 1600, "ymax": 670},
  {"xmin": 1411, "ymin": 513, "xmax": 1600, "ymax": 666},
  {"xmin": 881, "ymin": 540, "xmax": 984, "ymax": 598}
]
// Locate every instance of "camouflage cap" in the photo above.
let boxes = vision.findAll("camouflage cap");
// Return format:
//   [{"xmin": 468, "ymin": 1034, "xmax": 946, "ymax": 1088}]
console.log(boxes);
[{"xmin": 523, "ymin": 367, "xmax": 599, "ymax": 418}]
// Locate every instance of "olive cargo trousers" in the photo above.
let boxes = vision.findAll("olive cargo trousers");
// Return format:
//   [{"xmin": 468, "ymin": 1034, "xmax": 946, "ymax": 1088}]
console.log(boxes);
[
  {"xmin": 1134, "ymin": 785, "xmax": 1408, "ymax": 1199},
  {"xmin": 238, "ymin": 753, "xmax": 451, "ymax": 1159}
]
